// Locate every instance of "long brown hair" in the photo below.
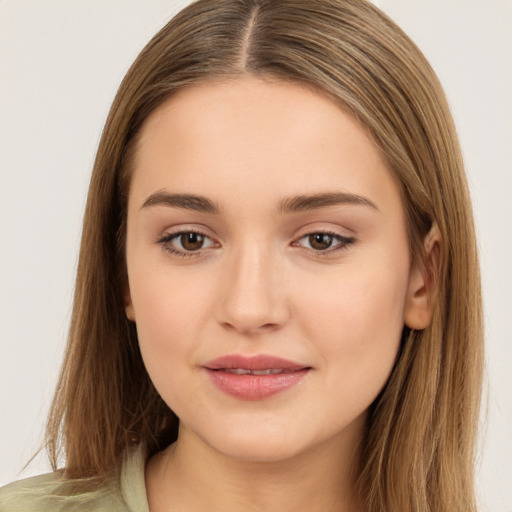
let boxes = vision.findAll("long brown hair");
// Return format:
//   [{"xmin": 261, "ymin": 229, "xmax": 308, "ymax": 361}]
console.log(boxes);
[{"xmin": 45, "ymin": 1, "xmax": 483, "ymax": 510}]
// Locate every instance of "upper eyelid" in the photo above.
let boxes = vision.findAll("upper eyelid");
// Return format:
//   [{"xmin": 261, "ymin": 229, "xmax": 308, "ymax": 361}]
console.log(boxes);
[
  {"xmin": 292, "ymin": 222, "xmax": 355, "ymax": 237},
  {"xmin": 157, "ymin": 225, "xmax": 216, "ymax": 241},
  {"xmin": 295, "ymin": 222, "xmax": 357, "ymax": 239}
]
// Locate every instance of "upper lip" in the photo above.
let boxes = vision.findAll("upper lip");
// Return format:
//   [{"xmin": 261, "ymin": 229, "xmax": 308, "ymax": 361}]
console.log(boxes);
[{"xmin": 203, "ymin": 354, "xmax": 310, "ymax": 371}]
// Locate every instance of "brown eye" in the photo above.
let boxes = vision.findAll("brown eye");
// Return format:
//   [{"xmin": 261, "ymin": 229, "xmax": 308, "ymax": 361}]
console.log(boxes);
[
  {"xmin": 158, "ymin": 230, "xmax": 216, "ymax": 256},
  {"xmin": 308, "ymin": 233, "xmax": 335, "ymax": 250},
  {"xmin": 180, "ymin": 232, "xmax": 206, "ymax": 251},
  {"xmin": 294, "ymin": 231, "xmax": 355, "ymax": 254}
]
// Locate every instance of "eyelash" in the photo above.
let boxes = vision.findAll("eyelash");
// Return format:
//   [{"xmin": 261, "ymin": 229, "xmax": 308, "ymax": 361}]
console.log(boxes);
[
  {"xmin": 156, "ymin": 230, "xmax": 356, "ymax": 259},
  {"xmin": 157, "ymin": 230, "xmax": 217, "ymax": 259},
  {"xmin": 292, "ymin": 231, "xmax": 356, "ymax": 256}
]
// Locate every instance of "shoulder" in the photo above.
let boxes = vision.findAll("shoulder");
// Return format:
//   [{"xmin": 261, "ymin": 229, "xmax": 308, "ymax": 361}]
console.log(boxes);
[
  {"xmin": 0, "ymin": 445, "xmax": 148, "ymax": 512},
  {"xmin": 0, "ymin": 471, "xmax": 126, "ymax": 512}
]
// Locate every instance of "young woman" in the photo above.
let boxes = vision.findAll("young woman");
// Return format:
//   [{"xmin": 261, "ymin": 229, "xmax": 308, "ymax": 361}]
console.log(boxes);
[{"xmin": 0, "ymin": 1, "xmax": 483, "ymax": 511}]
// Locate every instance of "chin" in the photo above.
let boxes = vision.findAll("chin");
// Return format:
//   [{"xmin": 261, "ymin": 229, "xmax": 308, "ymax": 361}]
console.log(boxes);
[
  {"xmin": 212, "ymin": 437, "xmax": 305, "ymax": 463},
  {"xmin": 190, "ymin": 417, "xmax": 342, "ymax": 465}
]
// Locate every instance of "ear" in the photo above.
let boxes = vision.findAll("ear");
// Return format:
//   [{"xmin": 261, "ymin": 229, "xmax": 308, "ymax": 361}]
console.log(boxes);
[
  {"xmin": 124, "ymin": 282, "xmax": 136, "ymax": 322},
  {"xmin": 404, "ymin": 223, "xmax": 441, "ymax": 330}
]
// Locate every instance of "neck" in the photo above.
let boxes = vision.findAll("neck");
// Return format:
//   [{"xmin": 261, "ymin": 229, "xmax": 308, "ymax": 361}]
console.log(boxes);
[{"xmin": 145, "ymin": 422, "xmax": 364, "ymax": 512}]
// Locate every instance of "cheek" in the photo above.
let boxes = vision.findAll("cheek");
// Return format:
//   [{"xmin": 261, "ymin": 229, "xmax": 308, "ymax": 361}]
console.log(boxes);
[
  {"xmin": 296, "ymin": 257, "xmax": 409, "ymax": 393},
  {"xmin": 128, "ymin": 267, "xmax": 212, "ymax": 394}
]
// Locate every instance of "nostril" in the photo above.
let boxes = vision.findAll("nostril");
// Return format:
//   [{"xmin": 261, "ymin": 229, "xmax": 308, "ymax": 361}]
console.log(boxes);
[{"xmin": 220, "ymin": 320, "xmax": 280, "ymax": 335}]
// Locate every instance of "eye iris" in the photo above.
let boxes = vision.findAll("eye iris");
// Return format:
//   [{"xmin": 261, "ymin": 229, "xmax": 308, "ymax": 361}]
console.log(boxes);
[
  {"xmin": 309, "ymin": 233, "xmax": 333, "ymax": 250},
  {"xmin": 181, "ymin": 232, "xmax": 204, "ymax": 251}
]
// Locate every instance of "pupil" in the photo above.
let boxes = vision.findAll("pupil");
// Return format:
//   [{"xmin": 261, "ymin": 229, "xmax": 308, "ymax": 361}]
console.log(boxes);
[
  {"xmin": 181, "ymin": 233, "xmax": 204, "ymax": 251},
  {"xmin": 309, "ymin": 233, "xmax": 332, "ymax": 250}
]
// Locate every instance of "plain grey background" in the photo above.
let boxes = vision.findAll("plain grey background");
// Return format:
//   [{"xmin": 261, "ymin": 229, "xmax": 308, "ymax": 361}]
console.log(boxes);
[{"xmin": 1, "ymin": 1, "xmax": 511, "ymax": 510}]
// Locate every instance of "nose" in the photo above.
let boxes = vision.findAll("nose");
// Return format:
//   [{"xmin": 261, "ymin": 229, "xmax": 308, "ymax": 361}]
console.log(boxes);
[{"xmin": 216, "ymin": 243, "xmax": 290, "ymax": 335}]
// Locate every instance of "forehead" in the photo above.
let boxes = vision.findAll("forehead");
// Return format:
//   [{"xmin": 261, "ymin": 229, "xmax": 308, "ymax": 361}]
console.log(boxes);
[{"xmin": 129, "ymin": 76, "xmax": 400, "ymax": 215}]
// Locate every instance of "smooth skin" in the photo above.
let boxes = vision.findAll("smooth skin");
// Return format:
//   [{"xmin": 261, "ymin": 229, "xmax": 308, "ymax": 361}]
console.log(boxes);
[{"xmin": 124, "ymin": 76, "xmax": 436, "ymax": 512}]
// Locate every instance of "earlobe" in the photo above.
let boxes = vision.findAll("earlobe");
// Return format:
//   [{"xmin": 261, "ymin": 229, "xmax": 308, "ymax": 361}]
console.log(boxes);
[
  {"xmin": 404, "ymin": 223, "xmax": 441, "ymax": 330},
  {"xmin": 124, "ymin": 284, "xmax": 136, "ymax": 322}
]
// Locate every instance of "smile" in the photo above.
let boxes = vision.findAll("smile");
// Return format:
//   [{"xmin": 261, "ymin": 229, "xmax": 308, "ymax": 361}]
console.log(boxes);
[
  {"xmin": 223, "ymin": 368, "xmax": 295, "ymax": 375},
  {"xmin": 203, "ymin": 354, "xmax": 311, "ymax": 400}
]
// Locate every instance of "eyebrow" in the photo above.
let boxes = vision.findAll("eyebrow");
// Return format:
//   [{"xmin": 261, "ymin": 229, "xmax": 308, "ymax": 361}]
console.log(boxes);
[
  {"xmin": 278, "ymin": 192, "xmax": 379, "ymax": 213},
  {"xmin": 141, "ymin": 192, "xmax": 222, "ymax": 214},
  {"xmin": 141, "ymin": 190, "xmax": 379, "ymax": 214}
]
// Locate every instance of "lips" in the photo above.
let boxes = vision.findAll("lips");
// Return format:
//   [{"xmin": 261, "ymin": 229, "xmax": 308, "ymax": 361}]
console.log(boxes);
[
  {"xmin": 223, "ymin": 368, "xmax": 291, "ymax": 375},
  {"xmin": 203, "ymin": 354, "xmax": 311, "ymax": 401}
]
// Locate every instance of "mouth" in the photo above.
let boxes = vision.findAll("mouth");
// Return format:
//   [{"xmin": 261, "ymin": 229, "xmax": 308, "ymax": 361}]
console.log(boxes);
[
  {"xmin": 221, "ymin": 368, "xmax": 297, "ymax": 375},
  {"xmin": 203, "ymin": 354, "xmax": 312, "ymax": 401}
]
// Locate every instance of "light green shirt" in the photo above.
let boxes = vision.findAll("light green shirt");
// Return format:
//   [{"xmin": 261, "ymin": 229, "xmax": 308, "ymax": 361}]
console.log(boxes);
[{"xmin": 0, "ymin": 445, "xmax": 149, "ymax": 511}]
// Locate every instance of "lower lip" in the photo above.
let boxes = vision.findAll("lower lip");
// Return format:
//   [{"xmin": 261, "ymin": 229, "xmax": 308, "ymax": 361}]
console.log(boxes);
[{"xmin": 205, "ymin": 369, "xmax": 310, "ymax": 401}]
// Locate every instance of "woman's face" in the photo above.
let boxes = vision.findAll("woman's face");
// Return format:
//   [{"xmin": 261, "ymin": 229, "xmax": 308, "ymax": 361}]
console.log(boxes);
[{"xmin": 125, "ymin": 77, "xmax": 426, "ymax": 462}]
